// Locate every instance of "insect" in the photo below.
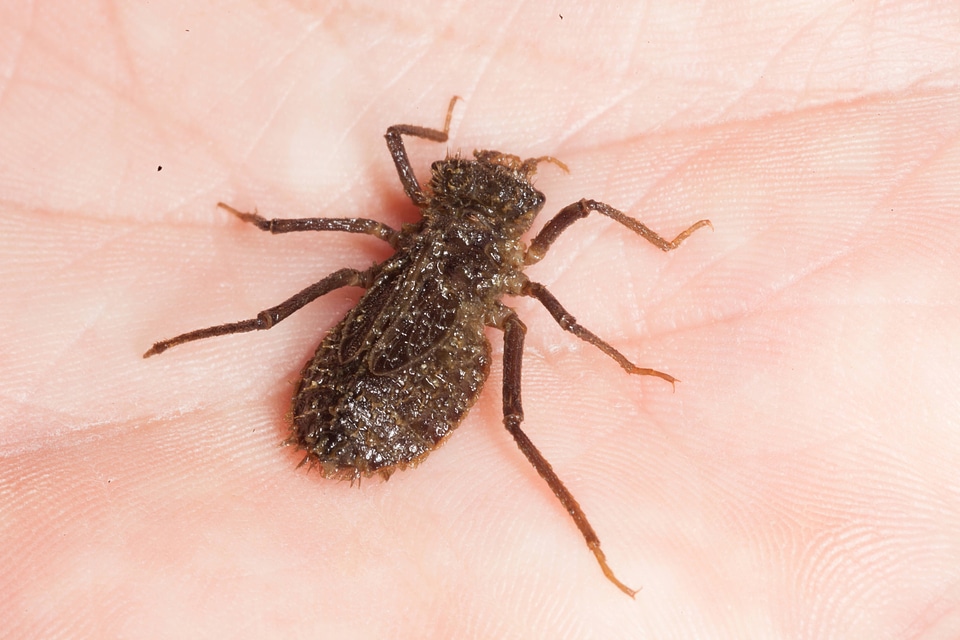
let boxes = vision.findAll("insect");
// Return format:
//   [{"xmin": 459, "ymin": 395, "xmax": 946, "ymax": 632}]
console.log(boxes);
[{"xmin": 144, "ymin": 97, "xmax": 711, "ymax": 596}]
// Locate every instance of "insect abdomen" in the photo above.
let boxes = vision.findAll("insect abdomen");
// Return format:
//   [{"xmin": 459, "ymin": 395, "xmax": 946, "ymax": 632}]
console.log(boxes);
[{"xmin": 291, "ymin": 312, "xmax": 491, "ymax": 480}]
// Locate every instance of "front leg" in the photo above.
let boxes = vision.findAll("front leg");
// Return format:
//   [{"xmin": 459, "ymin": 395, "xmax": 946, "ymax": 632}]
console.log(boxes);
[
  {"xmin": 526, "ymin": 198, "xmax": 711, "ymax": 265},
  {"xmin": 498, "ymin": 307, "xmax": 638, "ymax": 597},
  {"xmin": 383, "ymin": 96, "xmax": 460, "ymax": 206}
]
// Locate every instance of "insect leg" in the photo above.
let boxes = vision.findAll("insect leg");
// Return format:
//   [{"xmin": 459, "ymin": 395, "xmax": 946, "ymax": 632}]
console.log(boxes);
[
  {"xmin": 144, "ymin": 267, "xmax": 371, "ymax": 358},
  {"xmin": 525, "ymin": 198, "xmax": 711, "ymax": 265},
  {"xmin": 500, "ymin": 308, "xmax": 638, "ymax": 597},
  {"xmin": 384, "ymin": 96, "xmax": 460, "ymax": 206},
  {"xmin": 217, "ymin": 203, "xmax": 399, "ymax": 246},
  {"xmin": 522, "ymin": 280, "xmax": 676, "ymax": 387}
]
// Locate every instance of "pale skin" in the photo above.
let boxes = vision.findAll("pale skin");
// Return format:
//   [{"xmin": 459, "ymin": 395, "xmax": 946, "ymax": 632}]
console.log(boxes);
[{"xmin": 2, "ymin": 2, "xmax": 959, "ymax": 639}]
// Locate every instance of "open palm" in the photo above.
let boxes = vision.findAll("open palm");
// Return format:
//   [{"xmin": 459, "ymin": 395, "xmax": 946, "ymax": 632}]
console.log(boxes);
[{"xmin": 3, "ymin": 3, "xmax": 959, "ymax": 638}]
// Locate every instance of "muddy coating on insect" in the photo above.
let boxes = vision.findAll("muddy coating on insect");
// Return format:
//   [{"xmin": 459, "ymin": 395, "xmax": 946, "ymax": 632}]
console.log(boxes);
[
  {"xmin": 144, "ymin": 97, "xmax": 711, "ymax": 596},
  {"xmin": 292, "ymin": 155, "xmax": 545, "ymax": 480}
]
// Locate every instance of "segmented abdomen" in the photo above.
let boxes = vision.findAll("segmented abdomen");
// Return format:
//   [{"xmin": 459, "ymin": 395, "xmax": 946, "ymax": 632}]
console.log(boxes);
[{"xmin": 291, "ymin": 309, "xmax": 490, "ymax": 480}]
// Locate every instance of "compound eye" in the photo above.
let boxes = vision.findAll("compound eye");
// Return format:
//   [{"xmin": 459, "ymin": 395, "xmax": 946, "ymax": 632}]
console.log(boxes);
[
  {"xmin": 530, "ymin": 190, "xmax": 545, "ymax": 209},
  {"xmin": 514, "ymin": 189, "xmax": 543, "ymax": 215}
]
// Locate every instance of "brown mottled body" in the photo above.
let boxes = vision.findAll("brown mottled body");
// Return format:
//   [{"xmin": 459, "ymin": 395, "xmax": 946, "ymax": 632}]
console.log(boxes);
[
  {"xmin": 144, "ymin": 98, "xmax": 711, "ymax": 596},
  {"xmin": 293, "ymin": 151, "xmax": 547, "ymax": 479}
]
